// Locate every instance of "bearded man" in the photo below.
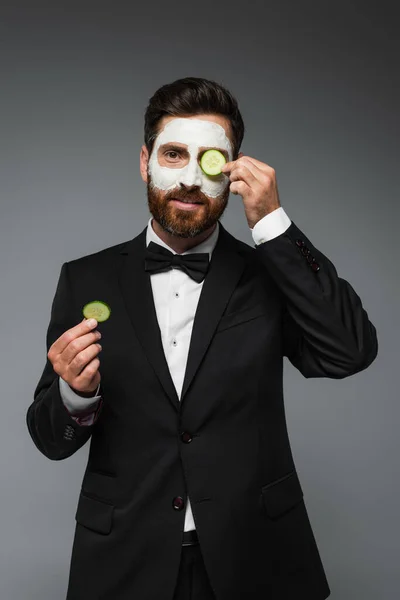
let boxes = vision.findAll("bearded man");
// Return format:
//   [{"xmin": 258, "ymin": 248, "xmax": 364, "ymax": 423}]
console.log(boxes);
[{"xmin": 27, "ymin": 76, "xmax": 378, "ymax": 600}]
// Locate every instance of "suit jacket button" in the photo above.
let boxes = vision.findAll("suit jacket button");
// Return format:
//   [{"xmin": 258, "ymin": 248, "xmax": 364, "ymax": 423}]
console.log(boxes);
[
  {"xmin": 181, "ymin": 432, "xmax": 193, "ymax": 443},
  {"xmin": 63, "ymin": 425, "xmax": 75, "ymax": 440},
  {"xmin": 172, "ymin": 496, "xmax": 184, "ymax": 511}
]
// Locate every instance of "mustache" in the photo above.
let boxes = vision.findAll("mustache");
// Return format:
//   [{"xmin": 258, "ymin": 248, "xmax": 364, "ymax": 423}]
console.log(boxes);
[{"xmin": 164, "ymin": 189, "xmax": 209, "ymax": 204}]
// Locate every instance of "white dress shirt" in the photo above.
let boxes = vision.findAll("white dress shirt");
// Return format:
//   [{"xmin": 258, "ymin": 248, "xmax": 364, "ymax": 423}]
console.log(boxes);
[{"xmin": 59, "ymin": 206, "xmax": 292, "ymax": 531}]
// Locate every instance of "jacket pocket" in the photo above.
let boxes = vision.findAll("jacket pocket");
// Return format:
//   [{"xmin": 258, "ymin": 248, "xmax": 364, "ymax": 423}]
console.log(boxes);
[
  {"xmin": 216, "ymin": 303, "xmax": 267, "ymax": 333},
  {"xmin": 261, "ymin": 469, "xmax": 304, "ymax": 519},
  {"xmin": 75, "ymin": 492, "xmax": 114, "ymax": 535},
  {"xmin": 82, "ymin": 468, "xmax": 117, "ymax": 504}
]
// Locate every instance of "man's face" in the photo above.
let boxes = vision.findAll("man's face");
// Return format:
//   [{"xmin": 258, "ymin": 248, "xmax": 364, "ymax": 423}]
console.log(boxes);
[{"xmin": 140, "ymin": 114, "xmax": 234, "ymax": 238}]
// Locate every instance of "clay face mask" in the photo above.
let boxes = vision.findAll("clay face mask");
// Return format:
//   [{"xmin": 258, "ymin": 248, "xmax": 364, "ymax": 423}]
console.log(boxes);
[{"xmin": 148, "ymin": 118, "xmax": 233, "ymax": 198}]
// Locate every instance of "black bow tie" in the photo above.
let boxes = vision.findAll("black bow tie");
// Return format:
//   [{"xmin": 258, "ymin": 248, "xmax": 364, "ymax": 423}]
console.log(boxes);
[{"xmin": 144, "ymin": 241, "xmax": 210, "ymax": 283}]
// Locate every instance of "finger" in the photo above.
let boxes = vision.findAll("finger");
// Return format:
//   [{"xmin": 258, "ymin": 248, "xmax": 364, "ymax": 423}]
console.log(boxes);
[
  {"xmin": 228, "ymin": 158, "xmax": 275, "ymax": 194},
  {"xmin": 72, "ymin": 357, "xmax": 101, "ymax": 388},
  {"xmin": 222, "ymin": 156, "xmax": 266, "ymax": 183},
  {"xmin": 229, "ymin": 163, "xmax": 261, "ymax": 189},
  {"xmin": 239, "ymin": 155, "xmax": 275, "ymax": 175},
  {"xmin": 52, "ymin": 328, "xmax": 101, "ymax": 375},
  {"xmin": 221, "ymin": 152, "xmax": 252, "ymax": 174},
  {"xmin": 230, "ymin": 180, "xmax": 250, "ymax": 196},
  {"xmin": 221, "ymin": 158, "xmax": 238, "ymax": 173},
  {"xmin": 237, "ymin": 156, "xmax": 266, "ymax": 179},
  {"xmin": 223, "ymin": 151, "xmax": 245, "ymax": 171},
  {"xmin": 68, "ymin": 341, "xmax": 102, "ymax": 378},
  {"xmin": 49, "ymin": 318, "xmax": 98, "ymax": 359}
]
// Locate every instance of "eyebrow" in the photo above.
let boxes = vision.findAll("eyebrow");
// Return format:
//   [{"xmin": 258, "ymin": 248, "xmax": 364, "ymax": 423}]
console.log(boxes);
[
  {"xmin": 159, "ymin": 143, "xmax": 188, "ymax": 153},
  {"xmin": 159, "ymin": 143, "xmax": 229, "ymax": 158}
]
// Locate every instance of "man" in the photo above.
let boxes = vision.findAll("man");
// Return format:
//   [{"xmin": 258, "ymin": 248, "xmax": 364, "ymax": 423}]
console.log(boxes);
[{"xmin": 27, "ymin": 77, "xmax": 378, "ymax": 600}]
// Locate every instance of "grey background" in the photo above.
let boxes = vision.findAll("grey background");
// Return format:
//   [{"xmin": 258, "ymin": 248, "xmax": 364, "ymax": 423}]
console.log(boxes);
[{"xmin": 1, "ymin": 1, "xmax": 398, "ymax": 598}]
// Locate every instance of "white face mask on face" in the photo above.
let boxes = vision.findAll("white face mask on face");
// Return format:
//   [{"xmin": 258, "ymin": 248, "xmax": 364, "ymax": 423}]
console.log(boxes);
[{"xmin": 147, "ymin": 118, "xmax": 233, "ymax": 198}]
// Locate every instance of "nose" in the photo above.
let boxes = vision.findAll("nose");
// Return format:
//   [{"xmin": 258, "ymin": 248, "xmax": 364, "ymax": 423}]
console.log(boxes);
[
  {"xmin": 179, "ymin": 182, "xmax": 200, "ymax": 192},
  {"xmin": 177, "ymin": 157, "xmax": 203, "ymax": 189}
]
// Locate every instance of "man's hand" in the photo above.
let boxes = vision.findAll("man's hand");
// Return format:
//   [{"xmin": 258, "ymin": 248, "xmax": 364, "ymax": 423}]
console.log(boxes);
[
  {"xmin": 221, "ymin": 152, "xmax": 281, "ymax": 229},
  {"xmin": 47, "ymin": 318, "xmax": 102, "ymax": 395}
]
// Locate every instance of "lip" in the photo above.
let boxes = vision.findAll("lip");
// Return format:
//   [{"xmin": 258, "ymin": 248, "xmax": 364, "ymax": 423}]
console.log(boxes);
[{"xmin": 170, "ymin": 199, "xmax": 203, "ymax": 210}]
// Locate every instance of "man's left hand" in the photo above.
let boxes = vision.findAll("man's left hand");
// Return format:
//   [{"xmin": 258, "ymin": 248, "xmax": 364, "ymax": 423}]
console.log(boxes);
[{"xmin": 221, "ymin": 152, "xmax": 281, "ymax": 229}]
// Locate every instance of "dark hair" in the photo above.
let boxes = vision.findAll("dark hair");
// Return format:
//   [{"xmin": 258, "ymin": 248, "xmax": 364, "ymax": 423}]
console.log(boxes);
[{"xmin": 144, "ymin": 77, "xmax": 244, "ymax": 160}]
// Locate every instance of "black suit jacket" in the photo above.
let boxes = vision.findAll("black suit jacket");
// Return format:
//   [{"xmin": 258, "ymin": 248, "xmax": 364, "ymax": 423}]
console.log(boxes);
[{"xmin": 27, "ymin": 219, "xmax": 378, "ymax": 600}]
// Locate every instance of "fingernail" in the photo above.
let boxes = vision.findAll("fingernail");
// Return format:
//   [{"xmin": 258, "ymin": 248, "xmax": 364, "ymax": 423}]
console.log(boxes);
[{"xmin": 87, "ymin": 318, "xmax": 97, "ymax": 327}]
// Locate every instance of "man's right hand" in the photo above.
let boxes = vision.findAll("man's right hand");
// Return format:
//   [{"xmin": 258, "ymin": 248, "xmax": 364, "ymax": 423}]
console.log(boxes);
[{"xmin": 47, "ymin": 318, "xmax": 102, "ymax": 395}]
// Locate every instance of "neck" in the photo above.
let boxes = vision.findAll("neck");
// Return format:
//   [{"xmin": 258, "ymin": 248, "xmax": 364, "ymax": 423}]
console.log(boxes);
[{"xmin": 151, "ymin": 219, "xmax": 216, "ymax": 254}]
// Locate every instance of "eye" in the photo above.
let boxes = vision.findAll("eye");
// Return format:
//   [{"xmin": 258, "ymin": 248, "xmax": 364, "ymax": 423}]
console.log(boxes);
[{"xmin": 165, "ymin": 151, "xmax": 180, "ymax": 160}]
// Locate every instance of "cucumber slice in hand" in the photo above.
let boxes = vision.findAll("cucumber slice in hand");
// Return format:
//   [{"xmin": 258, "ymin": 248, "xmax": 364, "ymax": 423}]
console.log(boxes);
[
  {"xmin": 83, "ymin": 300, "xmax": 111, "ymax": 322},
  {"xmin": 200, "ymin": 149, "xmax": 227, "ymax": 176}
]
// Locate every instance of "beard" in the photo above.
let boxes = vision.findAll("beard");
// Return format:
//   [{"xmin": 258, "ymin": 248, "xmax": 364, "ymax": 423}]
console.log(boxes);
[{"xmin": 146, "ymin": 172, "xmax": 230, "ymax": 239}]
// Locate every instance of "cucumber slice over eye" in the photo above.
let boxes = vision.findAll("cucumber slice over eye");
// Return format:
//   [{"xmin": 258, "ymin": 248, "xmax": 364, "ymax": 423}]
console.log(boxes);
[
  {"xmin": 83, "ymin": 300, "xmax": 111, "ymax": 322},
  {"xmin": 200, "ymin": 149, "xmax": 227, "ymax": 176}
]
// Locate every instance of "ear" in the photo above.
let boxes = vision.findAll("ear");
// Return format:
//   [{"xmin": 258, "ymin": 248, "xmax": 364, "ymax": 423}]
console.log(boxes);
[{"xmin": 140, "ymin": 145, "xmax": 150, "ymax": 183}]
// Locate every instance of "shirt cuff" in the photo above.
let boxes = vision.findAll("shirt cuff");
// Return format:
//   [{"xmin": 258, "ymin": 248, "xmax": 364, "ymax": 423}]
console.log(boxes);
[
  {"xmin": 250, "ymin": 207, "xmax": 291, "ymax": 245},
  {"xmin": 59, "ymin": 376, "xmax": 102, "ymax": 416},
  {"xmin": 70, "ymin": 405, "xmax": 102, "ymax": 427}
]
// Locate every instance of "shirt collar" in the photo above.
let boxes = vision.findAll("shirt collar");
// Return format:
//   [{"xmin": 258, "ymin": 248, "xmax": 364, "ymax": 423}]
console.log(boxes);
[{"xmin": 146, "ymin": 216, "xmax": 220, "ymax": 258}]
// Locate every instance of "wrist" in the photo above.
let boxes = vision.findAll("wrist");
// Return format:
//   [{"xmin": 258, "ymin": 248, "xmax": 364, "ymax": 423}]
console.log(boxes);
[{"xmin": 68, "ymin": 385, "xmax": 98, "ymax": 398}]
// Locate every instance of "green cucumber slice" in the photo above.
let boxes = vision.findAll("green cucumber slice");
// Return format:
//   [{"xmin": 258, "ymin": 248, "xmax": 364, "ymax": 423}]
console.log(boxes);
[
  {"xmin": 200, "ymin": 149, "xmax": 226, "ymax": 176},
  {"xmin": 82, "ymin": 300, "xmax": 111, "ymax": 322}
]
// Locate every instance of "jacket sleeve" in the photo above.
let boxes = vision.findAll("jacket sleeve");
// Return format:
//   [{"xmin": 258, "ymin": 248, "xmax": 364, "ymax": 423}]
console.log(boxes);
[
  {"xmin": 26, "ymin": 262, "xmax": 103, "ymax": 460},
  {"xmin": 254, "ymin": 220, "xmax": 378, "ymax": 379}
]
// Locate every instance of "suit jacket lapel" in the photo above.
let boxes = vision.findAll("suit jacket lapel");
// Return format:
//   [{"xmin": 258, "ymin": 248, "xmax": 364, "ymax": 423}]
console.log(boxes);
[{"xmin": 117, "ymin": 220, "xmax": 246, "ymax": 412}]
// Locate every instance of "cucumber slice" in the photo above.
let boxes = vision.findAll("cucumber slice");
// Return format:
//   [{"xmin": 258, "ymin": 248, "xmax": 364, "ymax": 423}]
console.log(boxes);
[
  {"xmin": 200, "ymin": 149, "xmax": 226, "ymax": 176},
  {"xmin": 82, "ymin": 300, "xmax": 111, "ymax": 323}
]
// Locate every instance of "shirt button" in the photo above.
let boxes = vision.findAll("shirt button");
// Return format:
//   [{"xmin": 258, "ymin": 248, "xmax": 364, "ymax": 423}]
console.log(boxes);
[
  {"xmin": 181, "ymin": 431, "xmax": 193, "ymax": 443},
  {"xmin": 172, "ymin": 496, "xmax": 184, "ymax": 511}
]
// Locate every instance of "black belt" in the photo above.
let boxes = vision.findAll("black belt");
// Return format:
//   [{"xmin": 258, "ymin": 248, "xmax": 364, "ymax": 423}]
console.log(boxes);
[{"xmin": 182, "ymin": 529, "xmax": 199, "ymax": 546}]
